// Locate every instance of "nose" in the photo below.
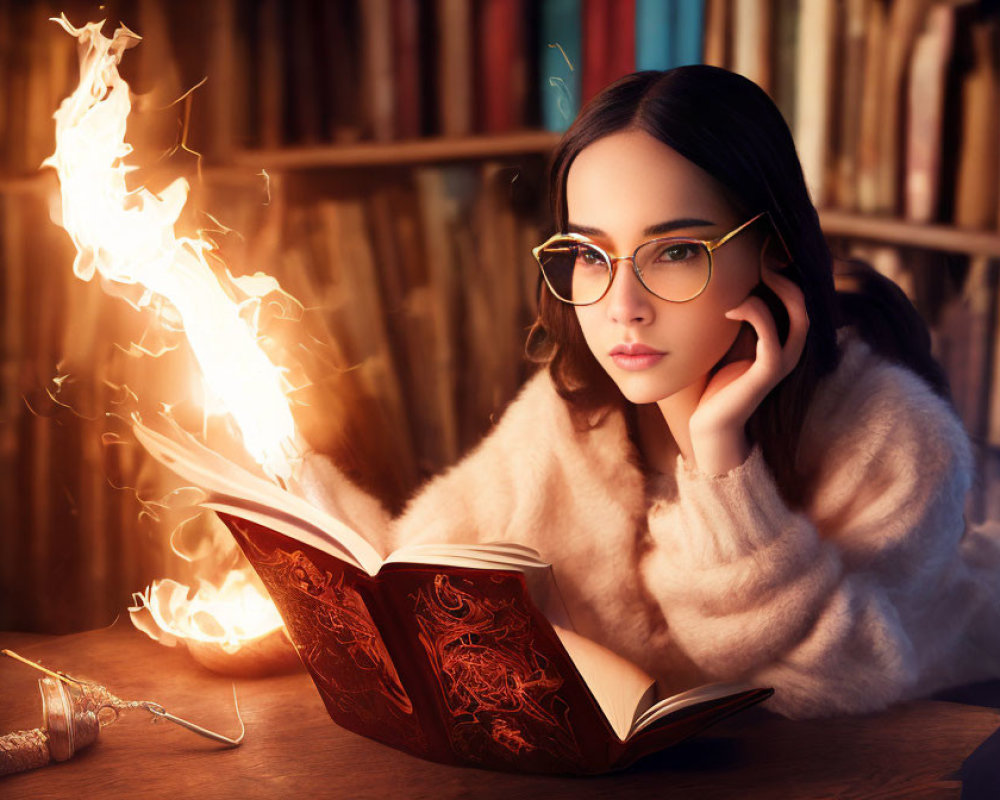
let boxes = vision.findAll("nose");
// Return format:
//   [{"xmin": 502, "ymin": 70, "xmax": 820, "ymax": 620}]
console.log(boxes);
[{"xmin": 604, "ymin": 258, "xmax": 654, "ymax": 325}]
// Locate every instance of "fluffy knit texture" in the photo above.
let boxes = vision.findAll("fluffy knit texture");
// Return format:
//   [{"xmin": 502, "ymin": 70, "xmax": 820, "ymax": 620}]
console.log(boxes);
[{"xmin": 301, "ymin": 329, "xmax": 1000, "ymax": 719}]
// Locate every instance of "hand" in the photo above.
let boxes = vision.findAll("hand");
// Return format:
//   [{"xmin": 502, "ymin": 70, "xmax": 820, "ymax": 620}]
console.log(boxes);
[{"xmin": 688, "ymin": 266, "xmax": 810, "ymax": 474}]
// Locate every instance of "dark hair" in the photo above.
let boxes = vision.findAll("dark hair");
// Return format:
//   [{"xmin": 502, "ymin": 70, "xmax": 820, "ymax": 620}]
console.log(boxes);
[{"xmin": 526, "ymin": 66, "xmax": 948, "ymax": 508}]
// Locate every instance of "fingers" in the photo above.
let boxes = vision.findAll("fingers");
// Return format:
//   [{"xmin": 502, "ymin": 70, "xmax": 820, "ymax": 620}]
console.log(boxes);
[
  {"xmin": 724, "ymin": 295, "xmax": 781, "ymax": 374},
  {"xmin": 724, "ymin": 268, "xmax": 810, "ymax": 386},
  {"xmin": 760, "ymin": 266, "xmax": 810, "ymax": 373}
]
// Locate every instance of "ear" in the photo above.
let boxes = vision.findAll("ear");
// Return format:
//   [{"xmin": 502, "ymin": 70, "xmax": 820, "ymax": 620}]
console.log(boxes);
[{"xmin": 758, "ymin": 232, "xmax": 792, "ymax": 275}]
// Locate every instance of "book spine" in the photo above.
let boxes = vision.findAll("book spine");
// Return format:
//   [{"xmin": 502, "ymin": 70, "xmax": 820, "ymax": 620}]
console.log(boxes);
[
  {"xmin": 832, "ymin": 0, "xmax": 868, "ymax": 211},
  {"xmin": 903, "ymin": 3, "xmax": 956, "ymax": 224},
  {"xmin": 952, "ymin": 20, "xmax": 998, "ymax": 231},
  {"xmin": 361, "ymin": 0, "xmax": 396, "ymax": 141},
  {"xmin": 582, "ymin": 0, "xmax": 612, "ymax": 103},
  {"xmin": 731, "ymin": 0, "xmax": 771, "ymax": 92},
  {"xmin": 607, "ymin": 0, "xmax": 637, "ymax": 84},
  {"xmin": 876, "ymin": 0, "xmax": 937, "ymax": 215},
  {"xmin": 478, "ymin": 0, "xmax": 525, "ymax": 132},
  {"xmin": 539, "ymin": 0, "xmax": 582, "ymax": 132},
  {"xmin": 436, "ymin": 0, "xmax": 474, "ymax": 136},
  {"xmin": 635, "ymin": 0, "xmax": 676, "ymax": 71},
  {"xmin": 771, "ymin": 0, "xmax": 799, "ymax": 135},
  {"xmin": 702, "ymin": 0, "xmax": 729, "ymax": 68},
  {"xmin": 0, "ymin": 192, "xmax": 21, "ymax": 626},
  {"xmin": 392, "ymin": 0, "xmax": 423, "ymax": 140},
  {"xmin": 673, "ymin": 0, "xmax": 705, "ymax": 67},
  {"xmin": 855, "ymin": 0, "xmax": 886, "ymax": 213},
  {"xmin": 793, "ymin": 0, "xmax": 836, "ymax": 206},
  {"xmin": 256, "ymin": 0, "xmax": 283, "ymax": 149}
]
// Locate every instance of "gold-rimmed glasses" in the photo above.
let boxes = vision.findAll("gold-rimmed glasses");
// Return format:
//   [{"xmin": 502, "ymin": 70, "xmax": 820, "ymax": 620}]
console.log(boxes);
[{"xmin": 532, "ymin": 211, "xmax": 790, "ymax": 306}]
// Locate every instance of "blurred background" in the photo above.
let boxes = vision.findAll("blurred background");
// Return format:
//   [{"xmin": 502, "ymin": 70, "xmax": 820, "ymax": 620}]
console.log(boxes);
[{"xmin": 1, "ymin": 0, "xmax": 999, "ymax": 634}]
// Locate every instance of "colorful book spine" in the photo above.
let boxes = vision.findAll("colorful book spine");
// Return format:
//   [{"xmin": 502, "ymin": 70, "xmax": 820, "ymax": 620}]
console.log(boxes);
[
  {"xmin": 582, "ymin": 0, "xmax": 613, "ymax": 103},
  {"xmin": 539, "ymin": 0, "xmax": 583, "ymax": 132},
  {"xmin": 479, "ymin": 0, "xmax": 526, "ymax": 132},
  {"xmin": 673, "ymin": 0, "xmax": 705, "ymax": 67},
  {"xmin": 635, "ymin": 0, "xmax": 675, "ymax": 70},
  {"xmin": 392, "ymin": 0, "xmax": 422, "ymax": 139},
  {"xmin": 903, "ymin": 3, "xmax": 956, "ymax": 223},
  {"xmin": 607, "ymin": 0, "xmax": 637, "ymax": 83}
]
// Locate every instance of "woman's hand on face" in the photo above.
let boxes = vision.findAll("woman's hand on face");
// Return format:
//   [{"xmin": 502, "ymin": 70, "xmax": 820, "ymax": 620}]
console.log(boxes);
[{"xmin": 687, "ymin": 266, "xmax": 810, "ymax": 474}]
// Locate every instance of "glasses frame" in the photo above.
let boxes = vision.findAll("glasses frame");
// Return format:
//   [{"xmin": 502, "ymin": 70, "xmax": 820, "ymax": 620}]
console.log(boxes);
[{"xmin": 532, "ymin": 210, "xmax": 791, "ymax": 306}]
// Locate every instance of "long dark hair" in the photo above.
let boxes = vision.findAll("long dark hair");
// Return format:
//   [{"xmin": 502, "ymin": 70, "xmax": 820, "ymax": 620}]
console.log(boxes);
[{"xmin": 526, "ymin": 66, "xmax": 948, "ymax": 508}]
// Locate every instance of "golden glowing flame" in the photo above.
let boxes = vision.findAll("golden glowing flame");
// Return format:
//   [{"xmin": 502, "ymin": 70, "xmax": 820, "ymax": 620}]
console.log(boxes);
[
  {"xmin": 44, "ymin": 15, "xmax": 298, "ymax": 480},
  {"xmin": 46, "ymin": 16, "xmax": 308, "ymax": 662},
  {"xmin": 128, "ymin": 572, "xmax": 283, "ymax": 651}
]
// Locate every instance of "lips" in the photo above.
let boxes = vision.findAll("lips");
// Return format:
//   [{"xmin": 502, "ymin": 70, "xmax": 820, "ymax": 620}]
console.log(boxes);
[
  {"xmin": 609, "ymin": 343, "xmax": 666, "ymax": 371},
  {"xmin": 610, "ymin": 343, "xmax": 664, "ymax": 356}
]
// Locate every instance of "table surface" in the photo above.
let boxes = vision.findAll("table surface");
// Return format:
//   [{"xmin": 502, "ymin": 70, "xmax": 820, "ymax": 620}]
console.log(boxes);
[{"xmin": 0, "ymin": 621, "xmax": 997, "ymax": 800}]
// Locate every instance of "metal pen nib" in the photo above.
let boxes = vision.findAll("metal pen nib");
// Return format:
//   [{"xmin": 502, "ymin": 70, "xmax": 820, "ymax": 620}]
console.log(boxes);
[
  {"xmin": 1, "ymin": 649, "xmax": 244, "ymax": 747},
  {"xmin": 143, "ymin": 686, "xmax": 245, "ymax": 746}
]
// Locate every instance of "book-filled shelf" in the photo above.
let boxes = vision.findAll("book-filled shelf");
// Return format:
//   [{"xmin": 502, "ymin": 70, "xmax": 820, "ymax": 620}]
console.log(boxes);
[{"xmin": 2, "ymin": 0, "xmax": 999, "ymax": 639}]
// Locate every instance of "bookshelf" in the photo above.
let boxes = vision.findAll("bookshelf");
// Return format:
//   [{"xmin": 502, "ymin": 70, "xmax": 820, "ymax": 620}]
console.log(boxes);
[
  {"xmin": 819, "ymin": 211, "xmax": 1000, "ymax": 260},
  {"xmin": 229, "ymin": 131, "xmax": 562, "ymax": 169},
  {"xmin": 2, "ymin": 0, "xmax": 1000, "ymax": 636}
]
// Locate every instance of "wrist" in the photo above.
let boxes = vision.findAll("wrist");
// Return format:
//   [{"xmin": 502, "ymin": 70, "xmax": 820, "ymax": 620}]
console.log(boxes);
[{"xmin": 688, "ymin": 426, "xmax": 751, "ymax": 476}]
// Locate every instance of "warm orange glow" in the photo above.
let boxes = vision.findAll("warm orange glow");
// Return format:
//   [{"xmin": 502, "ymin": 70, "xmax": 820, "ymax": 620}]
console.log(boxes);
[
  {"xmin": 45, "ymin": 15, "xmax": 299, "ymax": 481},
  {"xmin": 47, "ymin": 16, "xmax": 309, "ymax": 661},
  {"xmin": 129, "ymin": 572, "xmax": 284, "ymax": 651}
]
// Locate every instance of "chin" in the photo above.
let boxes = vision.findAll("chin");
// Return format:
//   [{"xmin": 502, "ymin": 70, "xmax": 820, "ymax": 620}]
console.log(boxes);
[{"xmin": 608, "ymin": 372, "xmax": 682, "ymax": 405}]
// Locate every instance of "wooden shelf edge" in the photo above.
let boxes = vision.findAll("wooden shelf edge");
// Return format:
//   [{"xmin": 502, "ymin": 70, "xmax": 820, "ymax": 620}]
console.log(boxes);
[
  {"xmin": 228, "ymin": 130, "xmax": 563, "ymax": 170},
  {"xmin": 820, "ymin": 210, "xmax": 1000, "ymax": 259}
]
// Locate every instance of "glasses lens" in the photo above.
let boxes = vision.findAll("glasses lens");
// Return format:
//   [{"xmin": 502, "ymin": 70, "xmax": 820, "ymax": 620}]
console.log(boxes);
[
  {"xmin": 537, "ymin": 239, "xmax": 610, "ymax": 304},
  {"xmin": 635, "ymin": 240, "xmax": 711, "ymax": 301}
]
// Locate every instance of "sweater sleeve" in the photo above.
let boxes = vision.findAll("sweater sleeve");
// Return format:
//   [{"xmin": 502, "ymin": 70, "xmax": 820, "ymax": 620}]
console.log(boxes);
[
  {"xmin": 295, "ymin": 369, "xmax": 581, "ymax": 558},
  {"xmin": 641, "ymin": 347, "xmax": 994, "ymax": 719}
]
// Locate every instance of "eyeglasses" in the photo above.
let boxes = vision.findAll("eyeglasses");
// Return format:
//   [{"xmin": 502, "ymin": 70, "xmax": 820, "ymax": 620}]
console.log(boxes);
[{"xmin": 532, "ymin": 211, "xmax": 789, "ymax": 306}]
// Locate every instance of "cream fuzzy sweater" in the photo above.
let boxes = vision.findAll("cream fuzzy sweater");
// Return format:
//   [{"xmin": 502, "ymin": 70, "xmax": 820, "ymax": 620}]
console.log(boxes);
[{"xmin": 304, "ymin": 330, "xmax": 1000, "ymax": 719}]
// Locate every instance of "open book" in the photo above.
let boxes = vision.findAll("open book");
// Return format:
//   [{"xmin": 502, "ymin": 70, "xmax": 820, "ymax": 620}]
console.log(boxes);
[{"xmin": 134, "ymin": 420, "xmax": 773, "ymax": 774}]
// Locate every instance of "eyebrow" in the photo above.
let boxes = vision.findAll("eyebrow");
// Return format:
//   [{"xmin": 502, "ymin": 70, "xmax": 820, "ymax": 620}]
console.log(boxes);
[{"xmin": 566, "ymin": 218, "xmax": 717, "ymax": 238}]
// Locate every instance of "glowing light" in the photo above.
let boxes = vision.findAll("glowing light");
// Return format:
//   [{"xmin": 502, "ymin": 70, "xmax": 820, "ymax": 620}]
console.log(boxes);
[
  {"xmin": 129, "ymin": 571, "xmax": 284, "ymax": 652},
  {"xmin": 44, "ymin": 15, "xmax": 298, "ymax": 480}
]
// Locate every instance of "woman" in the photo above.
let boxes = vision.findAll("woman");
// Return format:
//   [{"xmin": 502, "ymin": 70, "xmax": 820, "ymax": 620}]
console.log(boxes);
[{"xmin": 306, "ymin": 66, "xmax": 1000, "ymax": 718}]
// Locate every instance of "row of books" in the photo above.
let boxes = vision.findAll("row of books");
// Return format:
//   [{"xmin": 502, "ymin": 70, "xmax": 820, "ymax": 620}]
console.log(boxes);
[
  {"xmin": 3, "ymin": 0, "xmax": 999, "ymax": 237},
  {"xmin": 200, "ymin": 160, "xmax": 547, "ymax": 508},
  {"xmin": 0, "ymin": 155, "xmax": 549, "ymax": 632},
  {"xmin": 0, "ymin": 186, "xmax": 171, "ymax": 634},
  {"xmin": 763, "ymin": 0, "xmax": 1000, "ymax": 231}
]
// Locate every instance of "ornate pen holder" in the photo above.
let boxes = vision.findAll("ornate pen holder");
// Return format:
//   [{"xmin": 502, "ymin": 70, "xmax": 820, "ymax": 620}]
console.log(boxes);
[
  {"xmin": 0, "ymin": 649, "xmax": 243, "ymax": 779},
  {"xmin": 0, "ymin": 677, "xmax": 100, "ymax": 776}
]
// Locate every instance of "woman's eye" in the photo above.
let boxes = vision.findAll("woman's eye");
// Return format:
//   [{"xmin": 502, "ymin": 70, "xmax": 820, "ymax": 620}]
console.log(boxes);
[
  {"xmin": 656, "ymin": 243, "xmax": 698, "ymax": 262},
  {"xmin": 575, "ymin": 247, "xmax": 605, "ymax": 268}
]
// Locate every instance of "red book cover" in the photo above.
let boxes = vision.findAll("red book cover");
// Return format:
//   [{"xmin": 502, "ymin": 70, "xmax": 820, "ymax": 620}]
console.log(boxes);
[
  {"xmin": 478, "ymin": 0, "xmax": 526, "ymax": 132},
  {"xmin": 132, "ymin": 418, "xmax": 772, "ymax": 775},
  {"xmin": 220, "ymin": 512, "xmax": 773, "ymax": 774}
]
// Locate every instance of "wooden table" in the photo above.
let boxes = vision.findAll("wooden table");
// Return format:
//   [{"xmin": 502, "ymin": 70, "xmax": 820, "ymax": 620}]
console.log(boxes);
[{"xmin": 1, "ymin": 621, "xmax": 997, "ymax": 799}]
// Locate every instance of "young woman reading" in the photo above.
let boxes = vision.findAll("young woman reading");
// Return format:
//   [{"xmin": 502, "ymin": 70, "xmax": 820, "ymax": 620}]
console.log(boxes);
[{"xmin": 303, "ymin": 66, "xmax": 1000, "ymax": 718}]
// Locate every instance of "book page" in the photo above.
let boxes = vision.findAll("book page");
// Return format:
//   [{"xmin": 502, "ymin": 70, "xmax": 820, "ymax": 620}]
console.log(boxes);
[
  {"xmin": 551, "ymin": 624, "xmax": 655, "ymax": 741},
  {"xmin": 132, "ymin": 418, "xmax": 385, "ymax": 574},
  {"xmin": 629, "ymin": 681, "xmax": 760, "ymax": 737}
]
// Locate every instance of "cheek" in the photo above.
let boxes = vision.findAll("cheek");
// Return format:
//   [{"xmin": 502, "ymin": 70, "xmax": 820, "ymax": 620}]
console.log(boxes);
[
  {"xmin": 670, "ymin": 302, "xmax": 743, "ymax": 360},
  {"xmin": 574, "ymin": 306, "xmax": 602, "ymax": 351}
]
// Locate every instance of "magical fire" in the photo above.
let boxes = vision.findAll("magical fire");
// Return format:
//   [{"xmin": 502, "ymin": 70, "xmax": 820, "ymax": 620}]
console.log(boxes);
[{"xmin": 45, "ymin": 15, "xmax": 302, "ymax": 668}]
